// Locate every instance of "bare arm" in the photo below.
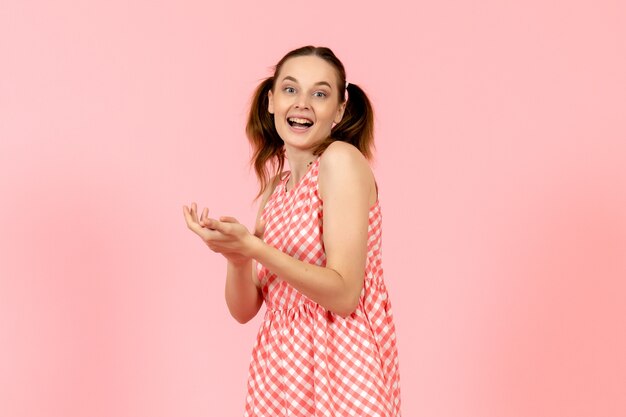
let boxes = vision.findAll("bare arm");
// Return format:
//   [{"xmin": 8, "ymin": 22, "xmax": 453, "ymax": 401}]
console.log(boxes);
[
  {"xmin": 223, "ymin": 175, "xmax": 280, "ymax": 323},
  {"xmin": 223, "ymin": 258, "xmax": 262, "ymax": 324},
  {"xmin": 246, "ymin": 142, "xmax": 375, "ymax": 318}
]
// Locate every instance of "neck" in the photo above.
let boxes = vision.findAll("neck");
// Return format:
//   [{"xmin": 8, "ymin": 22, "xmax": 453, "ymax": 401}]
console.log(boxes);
[{"xmin": 284, "ymin": 148, "xmax": 316, "ymax": 187}]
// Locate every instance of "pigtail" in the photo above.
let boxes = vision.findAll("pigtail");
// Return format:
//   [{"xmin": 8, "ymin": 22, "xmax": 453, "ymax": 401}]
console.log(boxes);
[
  {"xmin": 315, "ymin": 82, "xmax": 375, "ymax": 160},
  {"xmin": 245, "ymin": 77, "xmax": 285, "ymax": 200}
]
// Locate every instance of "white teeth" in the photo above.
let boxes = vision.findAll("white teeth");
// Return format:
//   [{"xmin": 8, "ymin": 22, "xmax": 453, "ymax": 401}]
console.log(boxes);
[{"xmin": 288, "ymin": 117, "xmax": 313, "ymax": 125}]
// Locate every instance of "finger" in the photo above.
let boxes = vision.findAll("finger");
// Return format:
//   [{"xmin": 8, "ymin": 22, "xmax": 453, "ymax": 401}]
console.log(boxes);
[
  {"xmin": 219, "ymin": 216, "xmax": 239, "ymax": 223},
  {"xmin": 209, "ymin": 219, "xmax": 231, "ymax": 234},
  {"xmin": 199, "ymin": 224, "xmax": 230, "ymax": 244},
  {"xmin": 183, "ymin": 208, "xmax": 225, "ymax": 242},
  {"xmin": 200, "ymin": 207, "xmax": 209, "ymax": 225},
  {"xmin": 183, "ymin": 205, "xmax": 199, "ymax": 227},
  {"xmin": 201, "ymin": 217, "xmax": 222, "ymax": 231},
  {"xmin": 191, "ymin": 202, "xmax": 199, "ymax": 223}
]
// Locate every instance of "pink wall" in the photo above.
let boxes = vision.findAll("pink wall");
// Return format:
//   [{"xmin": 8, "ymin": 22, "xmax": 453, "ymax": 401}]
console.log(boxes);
[{"xmin": 1, "ymin": 1, "xmax": 624, "ymax": 416}]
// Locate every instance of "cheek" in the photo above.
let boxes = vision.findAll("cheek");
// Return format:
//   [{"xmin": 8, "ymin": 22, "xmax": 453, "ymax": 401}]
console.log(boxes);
[
  {"xmin": 319, "ymin": 110, "xmax": 338, "ymax": 125},
  {"xmin": 274, "ymin": 103, "xmax": 291, "ymax": 117}
]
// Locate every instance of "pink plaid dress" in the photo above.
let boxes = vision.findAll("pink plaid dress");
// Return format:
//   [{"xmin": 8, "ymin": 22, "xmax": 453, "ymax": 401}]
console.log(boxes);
[{"xmin": 244, "ymin": 156, "xmax": 401, "ymax": 417}]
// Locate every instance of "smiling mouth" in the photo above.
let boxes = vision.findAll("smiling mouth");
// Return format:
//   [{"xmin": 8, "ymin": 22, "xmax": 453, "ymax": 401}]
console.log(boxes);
[{"xmin": 287, "ymin": 117, "xmax": 314, "ymax": 129}]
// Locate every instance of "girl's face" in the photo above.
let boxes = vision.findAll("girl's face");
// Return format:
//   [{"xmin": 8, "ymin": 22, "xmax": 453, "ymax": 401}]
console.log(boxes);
[{"xmin": 268, "ymin": 55, "xmax": 346, "ymax": 152}]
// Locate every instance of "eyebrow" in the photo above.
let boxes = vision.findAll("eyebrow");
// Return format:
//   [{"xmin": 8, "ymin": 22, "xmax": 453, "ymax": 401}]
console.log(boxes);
[{"xmin": 281, "ymin": 76, "xmax": 332, "ymax": 89}]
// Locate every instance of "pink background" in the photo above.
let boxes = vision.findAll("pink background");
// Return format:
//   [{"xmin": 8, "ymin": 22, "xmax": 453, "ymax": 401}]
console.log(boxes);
[{"xmin": 1, "ymin": 1, "xmax": 625, "ymax": 416}]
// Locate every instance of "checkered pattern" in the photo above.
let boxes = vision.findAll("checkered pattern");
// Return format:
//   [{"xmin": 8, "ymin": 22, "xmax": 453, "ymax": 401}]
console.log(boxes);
[{"xmin": 244, "ymin": 157, "xmax": 401, "ymax": 417}]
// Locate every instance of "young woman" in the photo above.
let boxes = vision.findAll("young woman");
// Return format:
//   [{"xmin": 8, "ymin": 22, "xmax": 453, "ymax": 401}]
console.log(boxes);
[{"xmin": 183, "ymin": 45, "xmax": 401, "ymax": 417}]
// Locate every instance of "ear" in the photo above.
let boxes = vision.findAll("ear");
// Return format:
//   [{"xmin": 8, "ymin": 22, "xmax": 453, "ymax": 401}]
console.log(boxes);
[
  {"xmin": 334, "ymin": 100, "xmax": 346, "ymax": 124},
  {"xmin": 267, "ymin": 89, "xmax": 274, "ymax": 114}
]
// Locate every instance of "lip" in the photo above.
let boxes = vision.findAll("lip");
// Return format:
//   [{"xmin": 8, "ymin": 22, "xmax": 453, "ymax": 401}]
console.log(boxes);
[
  {"xmin": 286, "ymin": 114, "xmax": 314, "ymax": 134},
  {"xmin": 287, "ymin": 120, "xmax": 313, "ymax": 134}
]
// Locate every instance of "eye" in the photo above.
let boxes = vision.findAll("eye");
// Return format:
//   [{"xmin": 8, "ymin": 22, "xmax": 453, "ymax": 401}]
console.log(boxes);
[
  {"xmin": 283, "ymin": 86, "xmax": 296, "ymax": 94},
  {"xmin": 314, "ymin": 91, "xmax": 327, "ymax": 98}
]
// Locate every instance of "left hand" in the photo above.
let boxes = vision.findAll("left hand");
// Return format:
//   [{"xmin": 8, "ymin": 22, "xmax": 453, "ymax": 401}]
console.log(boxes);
[
  {"xmin": 198, "ymin": 208, "xmax": 257, "ymax": 260},
  {"xmin": 183, "ymin": 203, "xmax": 257, "ymax": 263}
]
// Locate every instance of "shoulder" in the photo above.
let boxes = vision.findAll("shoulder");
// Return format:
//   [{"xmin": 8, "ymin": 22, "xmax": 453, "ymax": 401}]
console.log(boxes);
[
  {"xmin": 319, "ymin": 140, "xmax": 370, "ymax": 174},
  {"xmin": 318, "ymin": 141, "xmax": 375, "ymax": 200}
]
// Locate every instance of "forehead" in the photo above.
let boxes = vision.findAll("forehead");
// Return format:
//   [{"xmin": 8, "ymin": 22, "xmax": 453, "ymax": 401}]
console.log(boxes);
[{"xmin": 277, "ymin": 55, "xmax": 339, "ymax": 86}]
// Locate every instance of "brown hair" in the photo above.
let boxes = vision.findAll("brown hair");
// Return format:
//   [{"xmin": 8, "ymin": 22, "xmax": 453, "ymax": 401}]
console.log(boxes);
[{"xmin": 245, "ymin": 45, "xmax": 375, "ymax": 200}]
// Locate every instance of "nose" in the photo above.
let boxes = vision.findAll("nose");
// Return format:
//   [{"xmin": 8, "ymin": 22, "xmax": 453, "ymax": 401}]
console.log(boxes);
[{"xmin": 294, "ymin": 92, "xmax": 311, "ymax": 109}]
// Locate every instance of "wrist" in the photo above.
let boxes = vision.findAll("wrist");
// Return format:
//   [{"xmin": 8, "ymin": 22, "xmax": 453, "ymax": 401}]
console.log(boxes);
[
  {"xmin": 245, "ymin": 235, "xmax": 264, "ymax": 261},
  {"xmin": 227, "ymin": 256, "xmax": 251, "ymax": 268}
]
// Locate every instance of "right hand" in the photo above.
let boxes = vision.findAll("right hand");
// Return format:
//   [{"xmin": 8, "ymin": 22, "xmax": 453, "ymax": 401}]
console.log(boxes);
[{"xmin": 182, "ymin": 202, "xmax": 266, "ymax": 265}]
